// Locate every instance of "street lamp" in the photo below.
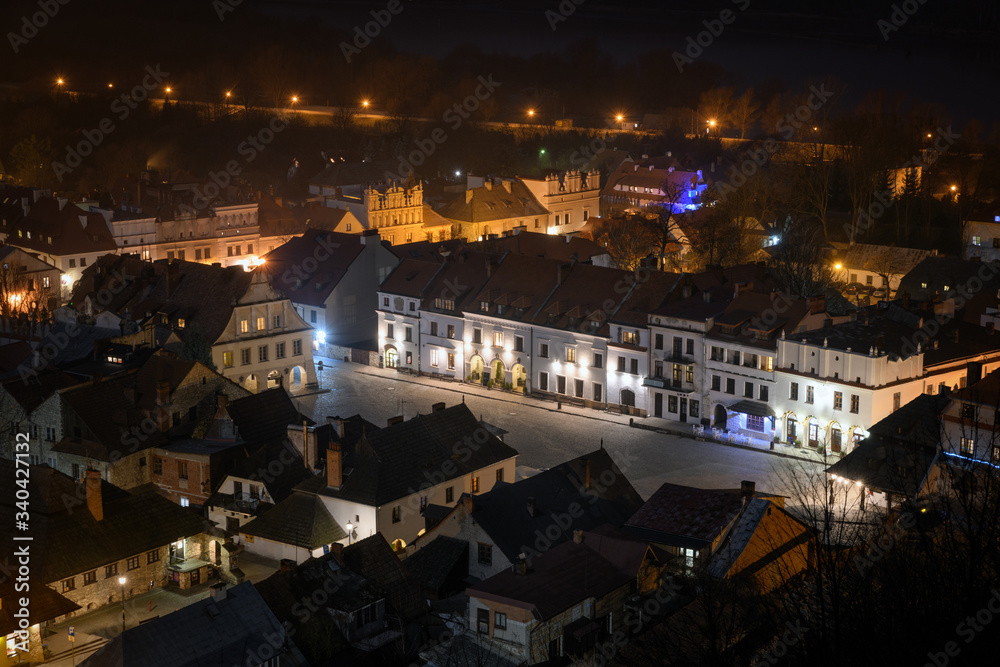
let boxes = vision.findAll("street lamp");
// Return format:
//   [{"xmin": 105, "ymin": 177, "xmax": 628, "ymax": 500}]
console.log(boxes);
[
  {"xmin": 346, "ymin": 522, "xmax": 354, "ymax": 545},
  {"xmin": 706, "ymin": 119, "xmax": 716, "ymax": 135},
  {"xmin": 118, "ymin": 576, "xmax": 126, "ymax": 633},
  {"xmin": 361, "ymin": 99, "xmax": 370, "ymax": 109}
]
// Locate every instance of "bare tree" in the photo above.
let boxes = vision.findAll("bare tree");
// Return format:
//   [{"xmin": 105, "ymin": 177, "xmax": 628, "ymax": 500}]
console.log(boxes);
[
  {"xmin": 731, "ymin": 88, "xmax": 759, "ymax": 140},
  {"xmin": 597, "ymin": 215, "xmax": 657, "ymax": 271}
]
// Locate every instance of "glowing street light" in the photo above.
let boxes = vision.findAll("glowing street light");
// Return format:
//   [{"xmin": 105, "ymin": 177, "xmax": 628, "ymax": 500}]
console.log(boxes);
[
  {"xmin": 56, "ymin": 78, "xmax": 63, "ymax": 86},
  {"xmin": 361, "ymin": 99, "xmax": 370, "ymax": 108},
  {"xmin": 616, "ymin": 114, "xmax": 623, "ymax": 121},
  {"xmin": 346, "ymin": 522, "xmax": 354, "ymax": 545},
  {"xmin": 706, "ymin": 119, "xmax": 716, "ymax": 135},
  {"xmin": 291, "ymin": 95, "xmax": 298, "ymax": 104},
  {"xmin": 527, "ymin": 109, "xmax": 535, "ymax": 119},
  {"xmin": 834, "ymin": 262, "xmax": 843, "ymax": 271},
  {"xmin": 118, "ymin": 576, "xmax": 127, "ymax": 633}
]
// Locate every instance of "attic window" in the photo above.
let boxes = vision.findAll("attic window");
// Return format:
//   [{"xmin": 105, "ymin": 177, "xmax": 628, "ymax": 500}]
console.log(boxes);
[
  {"xmin": 480, "ymin": 301, "xmax": 489, "ymax": 313},
  {"xmin": 47, "ymin": 236, "xmax": 52, "ymax": 244},
  {"xmin": 943, "ymin": 285, "xmax": 950, "ymax": 291},
  {"xmin": 177, "ymin": 318, "xmax": 186, "ymax": 329}
]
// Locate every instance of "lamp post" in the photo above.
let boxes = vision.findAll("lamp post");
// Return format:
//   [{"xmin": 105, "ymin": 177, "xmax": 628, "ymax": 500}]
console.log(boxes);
[
  {"xmin": 118, "ymin": 576, "xmax": 126, "ymax": 633},
  {"xmin": 346, "ymin": 522, "xmax": 354, "ymax": 545}
]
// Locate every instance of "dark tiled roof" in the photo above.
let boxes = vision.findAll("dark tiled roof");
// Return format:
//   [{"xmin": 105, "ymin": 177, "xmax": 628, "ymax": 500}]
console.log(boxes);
[
  {"xmin": 81, "ymin": 582, "xmax": 300, "ymax": 667},
  {"xmin": 240, "ymin": 491, "xmax": 346, "ymax": 548},
  {"xmin": 226, "ymin": 388, "xmax": 312, "ymax": 449},
  {"xmin": 626, "ymin": 483, "xmax": 754, "ymax": 550},
  {"xmin": 258, "ymin": 229, "xmax": 368, "ymax": 307},
  {"xmin": 402, "ymin": 535, "xmax": 468, "ymax": 594},
  {"xmin": 6, "ymin": 196, "xmax": 117, "ymax": 256},
  {"xmin": 437, "ymin": 180, "xmax": 547, "ymax": 224},
  {"xmin": 342, "ymin": 534, "xmax": 424, "ymax": 619},
  {"xmin": 379, "ymin": 257, "xmax": 447, "ymax": 299},
  {"xmin": 257, "ymin": 196, "xmax": 352, "ymax": 238},
  {"xmin": 0, "ymin": 575, "xmax": 79, "ymax": 635},
  {"xmin": 69, "ymin": 255, "xmax": 254, "ymax": 344},
  {"xmin": 1, "ymin": 368, "xmax": 82, "ymax": 412},
  {"xmin": 465, "ymin": 231, "xmax": 609, "ymax": 263},
  {"xmin": 826, "ymin": 393, "xmax": 951, "ymax": 497},
  {"xmin": 298, "ymin": 404, "xmax": 518, "ymax": 506},
  {"xmin": 0, "ymin": 462, "xmax": 208, "ymax": 583},
  {"xmin": 467, "ymin": 531, "xmax": 637, "ymax": 620},
  {"xmin": 460, "ymin": 448, "xmax": 643, "ymax": 563}
]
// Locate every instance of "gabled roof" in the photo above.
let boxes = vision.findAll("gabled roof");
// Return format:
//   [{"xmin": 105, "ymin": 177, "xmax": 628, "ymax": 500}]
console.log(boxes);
[
  {"xmin": 0, "ymin": 462, "xmax": 207, "ymax": 583},
  {"xmin": 6, "ymin": 196, "xmax": 117, "ymax": 256},
  {"xmin": 0, "ymin": 574, "xmax": 79, "ymax": 635},
  {"xmin": 626, "ymin": 483, "xmax": 764, "ymax": 550},
  {"xmin": 840, "ymin": 243, "xmax": 935, "ymax": 275},
  {"xmin": 80, "ymin": 582, "xmax": 302, "ymax": 667},
  {"xmin": 257, "ymin": 196, "xmax": 354, "ymax": 238},
  {"xmin": 826, "ymin": 393, "xmax": 951, "ymax": 497},
  {"xmin": 240, "ymin": 491, "xmax": 346, "ymax": 548},
  {"xmin": 402, "ymin": 535, "xmax": 468, "ymax": 594},
  {"xmin": 297, "ymin": 404, "xmax": 518, "ymax": 506},
  {"xmin": 465, "ymin": 231, "xmax": 609, "ymax": 264},
  {"xmin": 437, "ymin": 180, "xmax": 547, "ymax": 224},
  {"xmin": 1, "ymin": 367, "xmax": 81, "ymax": 412},
  {"xmin": 341, "ymin": 534, "xmax": 425, "ymax": 619},
  {"xmin": 452, "ymin": 448, "xmax": 643, "ymax": 563},
  {"xmin": 70, "ymin": 254, "xmax": 254, "ymax": 344},
  {"xmin": 225, "ymin": 387, "xmax": 312, "ymax": 449},
  {"xmin": 467, "ymin": 528, "xmax": 643, "ymax": 620},
  {"xmin": 258, "ymin": 229, "xmax": 372, "ymax": 307}
]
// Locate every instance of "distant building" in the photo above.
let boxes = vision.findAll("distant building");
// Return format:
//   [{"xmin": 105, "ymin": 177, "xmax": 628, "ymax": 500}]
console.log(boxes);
[
  {"xmin": 259, "ymin": 229, "xmax": 399, "ymax": 350},
  {"xmin": 601, "ymin": 158, "xmax": 708, "ymax": 216},
  {"xmin": 439, "ymin": 177, "xmax": 549, "ymax": 241},
  {"xmin": 520, "ymin": 169, "xmax": 601, "ymax": 235},
  {"xmin": 68, "ymin": 256, "xmax": 317, "ymax": 394},
  {"xmin": 833, "ymin": 243, "xmax": 936, "ymax": 294}
]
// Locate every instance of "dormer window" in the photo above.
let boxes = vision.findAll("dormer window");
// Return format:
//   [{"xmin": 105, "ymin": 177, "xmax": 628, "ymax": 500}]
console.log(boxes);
[
  {"xmin": 620, "ymin": 330, "xmax": 637, "ymax": 345},
  {"xmin": 480, "ymin": 301, "xmax": 490, "ymax": 312}
]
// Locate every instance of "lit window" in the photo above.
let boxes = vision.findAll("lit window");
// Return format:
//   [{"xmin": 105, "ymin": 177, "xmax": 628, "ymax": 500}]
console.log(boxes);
[
  {"xmin": 223, "ymin": 351, "xmax": 233, "ymax": 368},
  {"xmin": 493, "ymin": 331, "xmax": 503, "ymax": 347},
  {"xmin": 240, "ymin": 320, "xmax": 249, "ymax": 334},
  {"xmin": 566, "ymin": 348, "xmax": 576, "ymax": 363},
  {"xmin": 256, "ymin": 316, "xmax": 265, "ymax": 330}
]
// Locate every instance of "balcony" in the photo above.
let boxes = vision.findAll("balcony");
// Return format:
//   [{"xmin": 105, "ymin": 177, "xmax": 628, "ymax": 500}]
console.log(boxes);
[{"xmin": 209, "ymin": 493, "xmax": 271, "ymax": 517}]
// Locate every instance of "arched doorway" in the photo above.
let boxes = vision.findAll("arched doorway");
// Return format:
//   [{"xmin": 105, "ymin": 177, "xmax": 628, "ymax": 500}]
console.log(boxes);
[
  {"xmin": 490, "ymin": 358, "xmax": 505, "ymax": 387},
  {"xmin": 829, "ymin": 421, "xmax": 843, "ymax": 453},
  {"xmin": 267, "ymin": 370, "xmax": 282, "ymax": 389},
  {"xmin": 621, "ymin": 388, "xmax": 635, "ymax": 408},
  {"xmin": 384, "ymin": 345, "xmax": 398, "ymax": 368},
  {"xmin": 290, "ymin": 365, "xmax": 306, "ymax": 392},
  {"xmin": 511, "ymin": 363, "xmax": 527, "ymax": 392},
  {"xmin": 243, "ymin": 374, "xmax": 258, "ymax": 393},
  {"xmin": 469, "ymin": 354, "xmax": 485, "ymax": 383},
  {"xmin": 786, "ymin": 415, "xmax": 798, "ymax": 443},
  {"xmin": 713, "ymin": 404, "xmax": 728, "ymax": 427}
]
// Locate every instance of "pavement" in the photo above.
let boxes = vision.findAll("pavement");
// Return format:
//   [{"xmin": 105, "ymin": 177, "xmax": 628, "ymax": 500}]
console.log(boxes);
[
  {"xmin": 41, "ymin": 553, "xmax": 282, "ymax": 665},
  {"xmin": 313, "ymin": 356, "xmax": 830, "ymax": 466}
]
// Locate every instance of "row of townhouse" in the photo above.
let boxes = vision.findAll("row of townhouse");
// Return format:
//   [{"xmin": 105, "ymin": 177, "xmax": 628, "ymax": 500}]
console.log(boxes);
[
  {"xmin": 377, "ymin": 249, "xmax": 687, "ymax": 417},
  {"xmin": 378, "ymin": 251, "xmax": 1000, "ymax": 454}
]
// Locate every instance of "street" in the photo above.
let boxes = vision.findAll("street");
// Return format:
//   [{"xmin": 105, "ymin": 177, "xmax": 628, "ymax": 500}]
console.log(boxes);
[{"xmin": 296, "ymin": 358, "xmax": 829, "ymax": 505}]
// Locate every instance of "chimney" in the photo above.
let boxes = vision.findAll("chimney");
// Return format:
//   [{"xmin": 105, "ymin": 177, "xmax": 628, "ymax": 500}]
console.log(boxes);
[
  {"xmin": 953, "ymin": 330, "xmax": 960, "ymax": 344},
  {"xmin": 85, "ymin": 468, "xmax": 103, "ymax": 521},
  {"xmin": 279, "ymin": 558, "xmax": 296, "ymax": 573},
  {"xmin": 526, "ymin": 497, "xmax": 537, "ymax": 517},
  {"xmin": 209, "ymin": 582, "xmax": 227, "ymax": 601},
  {"xmin": 466, "ymin": 189, "xmax": 474, "ymax": 204},
  {"xmin": 156, "ymin": 380, "xmax": 170, "ymax": 431},
  {"xmin": 501, "ymin": 180, "xmax": 511, "ymax": 193},
  {"xmin": 166, "ymin": 261, "xmax": 180, "ymax": 296},
  {"xmin": 741, "ymin": 480, "xmax": 756, "ymax": 498},
  {"xmin": 387, "ymin": 415, "xmax": 404, "ymax": 426},
  {"xmin": 326, "ymin": 443, "xmax": 342, "ymax": 488},
  {"xmin": 808, "ymin": 295, "xmax": 826, "ymax": 315},
  {"xmin": 327, "ymin": 416, "xmax": 346, "ymax": 439},
  {"xmin": 432, "ymin": 402, "xmax": 446, "ymax": 412},
  {"xmin": 484, "ymin": 180, "xmax": 492, "ymax": 191},
  {"xmin": 217, "ymin": 393, "xmax": 228, "ymax": 410},
  {"xmin": 573, "ymin": 530, "xmax": 584, "ymax": 544}
]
